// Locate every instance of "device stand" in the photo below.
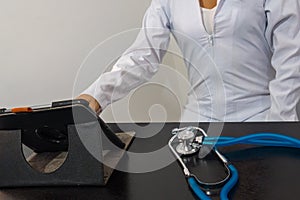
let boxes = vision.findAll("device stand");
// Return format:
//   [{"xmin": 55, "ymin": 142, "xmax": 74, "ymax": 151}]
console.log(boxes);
[{"xmin": 0, "ymin": 122, "xmax": 134, "ymax": 187}]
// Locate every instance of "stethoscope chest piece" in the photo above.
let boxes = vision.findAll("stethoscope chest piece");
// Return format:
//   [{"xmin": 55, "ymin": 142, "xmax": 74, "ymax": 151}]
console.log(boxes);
[
  {"xmin": 176, "ymin": 129, "xmax": 197, "ymax": 155},
  {"xmin": 173, "ymin": 127, "xmax": 203, "ymax": 155}
]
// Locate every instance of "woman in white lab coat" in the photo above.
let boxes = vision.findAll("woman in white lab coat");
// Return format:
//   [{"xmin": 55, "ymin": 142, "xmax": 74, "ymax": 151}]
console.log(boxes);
[{"xmin": 78, "ymin": 0, "xmax": 300, "ymax": 122}]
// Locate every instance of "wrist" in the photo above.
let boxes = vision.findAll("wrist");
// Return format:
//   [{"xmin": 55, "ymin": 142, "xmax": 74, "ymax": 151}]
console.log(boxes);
[{"xmin": 76, "ymin": 94, "xmax": 102, "ymax": 114}]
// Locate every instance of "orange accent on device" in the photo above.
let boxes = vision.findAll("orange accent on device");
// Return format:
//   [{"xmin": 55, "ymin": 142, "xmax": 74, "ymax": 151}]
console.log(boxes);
[{"xmin": 11, "ymin": 107, "xmax": 33, "ymax": 113}]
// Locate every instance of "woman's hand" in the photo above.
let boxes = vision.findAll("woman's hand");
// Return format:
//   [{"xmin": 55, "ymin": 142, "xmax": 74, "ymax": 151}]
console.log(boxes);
[{"xmin": 77, "ymin": 94, "xmax": 102, "ymax": 114}]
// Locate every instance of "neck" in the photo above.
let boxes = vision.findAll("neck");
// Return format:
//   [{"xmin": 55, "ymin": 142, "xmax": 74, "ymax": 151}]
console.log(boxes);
[{"xmin": 199, "ymin": 0, "xmax": 217, "ymax": 9}]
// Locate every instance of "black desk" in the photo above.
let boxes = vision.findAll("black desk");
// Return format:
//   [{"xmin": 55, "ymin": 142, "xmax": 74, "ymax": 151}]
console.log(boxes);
[{"xmin": 1, "ymin": 122, "xmax": 300, "ymax": 200}]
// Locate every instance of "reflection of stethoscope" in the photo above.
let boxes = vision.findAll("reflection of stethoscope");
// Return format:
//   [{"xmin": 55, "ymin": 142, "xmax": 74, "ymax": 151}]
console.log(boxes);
[{"xmin": 169, "ymin": 127, "xmax": 300, "ymax": 200}]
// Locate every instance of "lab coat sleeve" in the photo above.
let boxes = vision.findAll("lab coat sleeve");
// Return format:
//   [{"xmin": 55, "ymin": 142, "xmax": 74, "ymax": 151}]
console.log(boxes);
[
  {"xmin": 264, "ymin": 0, "xmax": 300, "ymax": 121},
  {"xmin": 82, "ymin": 0, "xmax": 171, "ymax": 110}
]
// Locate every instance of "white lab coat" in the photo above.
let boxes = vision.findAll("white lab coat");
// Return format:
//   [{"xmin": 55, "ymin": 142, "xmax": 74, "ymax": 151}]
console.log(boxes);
[{"xmin": 83, "ymin": 0, "xmax": 300, "ymax": 122}]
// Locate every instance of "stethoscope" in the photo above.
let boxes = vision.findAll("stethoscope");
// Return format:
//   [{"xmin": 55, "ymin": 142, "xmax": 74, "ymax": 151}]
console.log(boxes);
[{"xmin": 168, "ymin": 126, "xmax": 300, "ymax": 200}]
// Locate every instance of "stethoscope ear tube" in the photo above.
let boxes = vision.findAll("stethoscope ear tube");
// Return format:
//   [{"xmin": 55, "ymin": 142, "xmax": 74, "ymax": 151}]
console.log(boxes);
[
  {"xmin": 220, "ymin": 164, "xmax": 239, "ymax": 200},
  {"xmin": 188, "ymin": 176, "xmax": 212, "ymax": 200},
  {"xmin": 187, "ymin": 163, "xmax": 238, "ymax": 200}
]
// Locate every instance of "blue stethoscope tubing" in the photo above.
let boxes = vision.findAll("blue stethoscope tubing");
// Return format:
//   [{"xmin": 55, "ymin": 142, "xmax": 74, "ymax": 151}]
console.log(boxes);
[
  {"xmin": 203, "ymin": 132, "xmax": 300, "ymax": 148},
  {"xmin": 169, "ymin": 129, "xmax": 300, "ymax": 200},
  {"xmin": 188, "ymin": 163, "xmax": 238, "ymax": 200}
]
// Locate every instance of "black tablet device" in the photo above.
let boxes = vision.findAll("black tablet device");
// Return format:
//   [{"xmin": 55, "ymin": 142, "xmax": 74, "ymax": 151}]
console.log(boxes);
[{"xmin": 0, "ymin": 99, "xmax": 125, "ymax": 152}]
